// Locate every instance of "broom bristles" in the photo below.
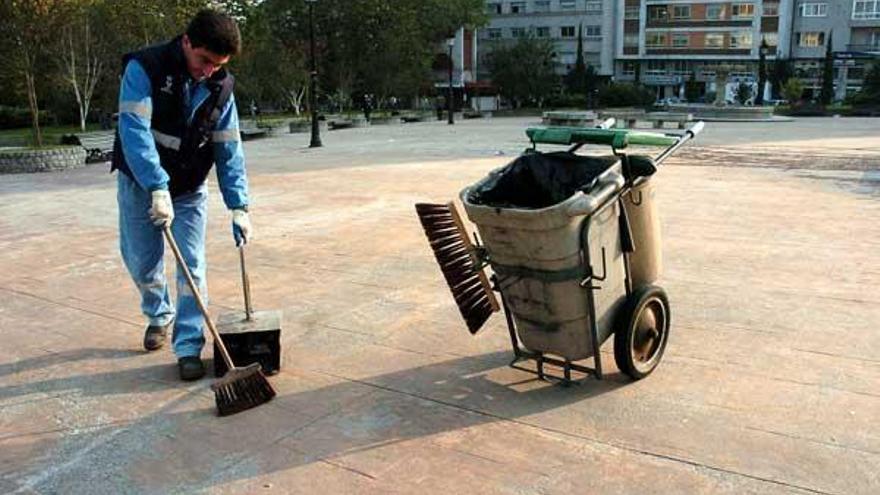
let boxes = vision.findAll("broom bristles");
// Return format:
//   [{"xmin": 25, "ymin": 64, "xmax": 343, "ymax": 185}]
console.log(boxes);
[
  {"xmin": 415, "ymin": 202, "xmax": 499, "ymax": 335},
  {"xmin": 211, "ymin": 363, "xmax": 276, "ymax": 416}
]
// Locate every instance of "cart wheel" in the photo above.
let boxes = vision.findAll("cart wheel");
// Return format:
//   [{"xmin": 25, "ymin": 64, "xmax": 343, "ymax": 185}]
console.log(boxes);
[{"xmin": 614, "ymin": 285, "xmax": 670, "ymax": 380}]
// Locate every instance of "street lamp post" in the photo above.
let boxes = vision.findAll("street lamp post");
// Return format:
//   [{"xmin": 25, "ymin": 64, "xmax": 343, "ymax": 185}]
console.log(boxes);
[
  {"xmin": 447, "ymin": 36, "xmax": 455, "ymax": 125},
  {"xmin": 757, "ymin": 38, "xmax": 769, "ymax": 106},
  {"xmin": 307, "ymin": 0, "xmax": 322, "ymax": 148}
]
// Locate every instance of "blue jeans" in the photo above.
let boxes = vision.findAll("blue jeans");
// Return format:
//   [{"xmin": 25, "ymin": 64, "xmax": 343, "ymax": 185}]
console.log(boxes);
[{"xmin": 117, "ymin": 172, "xmax": 208, "ymax": 358}]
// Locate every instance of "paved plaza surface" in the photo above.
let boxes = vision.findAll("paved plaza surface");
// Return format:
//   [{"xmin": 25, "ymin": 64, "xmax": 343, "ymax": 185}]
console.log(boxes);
[{"xmin": 1, "ymin": 117, "xmax": 879, "ymax": 494}]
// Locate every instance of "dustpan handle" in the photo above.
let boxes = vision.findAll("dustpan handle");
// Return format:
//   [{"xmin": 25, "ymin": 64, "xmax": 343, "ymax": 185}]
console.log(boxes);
[{"xmin": 239, "ymin": 245, "xmax": 253, "ymax": 321}]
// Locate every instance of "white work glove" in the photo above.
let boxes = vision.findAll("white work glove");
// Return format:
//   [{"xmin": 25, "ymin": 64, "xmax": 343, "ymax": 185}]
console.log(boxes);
[
  {"xmin": 232, "ymin": 209, "xmax": 252, "ymax": 246},
  {"xmin": 149, "ymin": 190, "xmax": 174, "ymax": 227}
]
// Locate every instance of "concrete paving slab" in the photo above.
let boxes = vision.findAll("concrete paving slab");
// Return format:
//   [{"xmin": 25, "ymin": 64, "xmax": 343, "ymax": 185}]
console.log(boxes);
[{"xmin": 0, "ymin": 117, "xmax": 878, "ymax": 494}]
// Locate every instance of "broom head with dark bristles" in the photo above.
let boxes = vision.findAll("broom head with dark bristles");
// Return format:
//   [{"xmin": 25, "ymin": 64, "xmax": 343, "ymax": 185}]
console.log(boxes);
[
  {"xmin": 211, "ymin": 362, "xmax": 276, "ymax": 416},
  {"xmin": 415, "ymin": 202, "xmax": 500, "ymax": 334}
]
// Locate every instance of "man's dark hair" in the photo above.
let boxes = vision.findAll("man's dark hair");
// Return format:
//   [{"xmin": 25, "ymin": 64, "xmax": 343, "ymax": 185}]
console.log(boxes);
[{"xmin": 186, "ymin": 9, "xmax": 241, "ymax": 56}]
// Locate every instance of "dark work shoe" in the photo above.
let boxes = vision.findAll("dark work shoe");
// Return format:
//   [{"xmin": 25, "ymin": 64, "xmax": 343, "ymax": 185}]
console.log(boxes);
[
  {"xmin": 143, "ymin": 323, "xmax": 170, "ymax": 351},
  {"xmin": 178, "ymin": 356, "xmax": 206, "ymax": 381}
]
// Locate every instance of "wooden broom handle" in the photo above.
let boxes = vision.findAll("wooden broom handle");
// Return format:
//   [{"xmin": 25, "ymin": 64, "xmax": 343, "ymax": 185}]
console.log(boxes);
[{"xmin": 162, "ymin": 226, "xmax": 236, "ymax": 370}]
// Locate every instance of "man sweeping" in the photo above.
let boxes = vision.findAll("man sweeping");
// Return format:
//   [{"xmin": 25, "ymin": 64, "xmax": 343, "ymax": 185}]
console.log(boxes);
[{"xmin": 112, "ymin": 9, "xmax": 252, "ymax": 381}]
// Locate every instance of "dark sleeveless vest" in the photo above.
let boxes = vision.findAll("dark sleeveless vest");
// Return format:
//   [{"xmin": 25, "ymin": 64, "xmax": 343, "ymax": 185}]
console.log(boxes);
[{"xmin": 111, "ymin": 36, "xmax": 234, "ymax": 197}]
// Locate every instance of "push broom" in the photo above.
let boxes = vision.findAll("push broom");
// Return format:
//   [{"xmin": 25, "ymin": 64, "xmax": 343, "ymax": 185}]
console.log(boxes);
[
  {"xmin": 414, "ymin": 202, "xmax": 499, "ymax": 333},
  {"xmin": 162, "ymin": 227, "xmax": 276, "ymax": 416}
]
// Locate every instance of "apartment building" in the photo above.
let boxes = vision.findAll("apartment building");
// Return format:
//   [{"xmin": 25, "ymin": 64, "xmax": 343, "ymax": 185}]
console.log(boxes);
[
  {"xmin": 614, "ymin": 1, "xmax": 794, "ymax": 101},
  {"xmin": 477, "ymin": 0, "xmax": 617, "ymax": 78},
  {"xmin": 475, "ymin": 0, "xmax": 878, "ymax": 102},
  {"xmin": 788, "ymin": 1, "xmax": 880, "ymax": 100}
]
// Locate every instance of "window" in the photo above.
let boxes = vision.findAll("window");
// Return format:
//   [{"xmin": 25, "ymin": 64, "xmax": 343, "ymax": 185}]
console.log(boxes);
[
  {"xmin": 797, "ymin": 32, "xmax": 825, "ymax": 47},
  {"xmin": 794, "ymin": 60, "xmax": 821, "ymax": 78},
  {"xmin": 487, "ymin": 2, "xmax": 502, "ymax": 14},
  {"xmin": 731, "ymin": 3, "xmax": 755, "ymax": 18},
  {"xmin": 585, "ymin": 1, "xmax": 602, "ymax": 14},
  {"xmin": 511, "ymin": 27, "xmax": 527, "ymax": 38},
  {"xmin": 625, "ymin": 5, "xmax": 640, "ymax": 19},
  {"xmin": 649, "ymin": 5, "xmax": 669, "ymax": 21},
  {"xmin": 560, "ymin": 26, "xmax": 576, "ymax": 37},
  {"xmin": 763, "ymin": 33, "xmax": 779, "ymax": 48},
  {"xmin": 673, "ymin": 5, "xmax": 691, "ymax": 19},
  {"xmin": 873, "ymin": 31, "xmax": 880, "ymax": 47},
  {"xmin": 510, "ymin": 2, "xmax": 527, "ymax": 14},
  {"xmin": 560, "ymin": 0, "xmax": 577, "ymax": 10},
  {"xmin": 701, "ymin": 62, "xmax": 717, "ymax": 78},
  {"xmin": 707, "ymin": 4, "xmax": 726, "ymax": 19},
  {"xmin": 646, "ymin": 61, "xmax": 666, "ymax": 76},
  {"xmin": 486, "ymin": 28, "xmax": 502, "ymax": 39},
  {"xmin": 533, "ymin": 0, "xmax": 550, "ymax": 13},
  {"xmin": 622, "ymin": 62, "xmax": 636, "ymax": 77},
  {"xmin": 535, "ymin": 26, "xmax": 550, "ymax": 38},
  {"xmin": 585, "ymin": 25, "xmax": 602, "ymax": 40},
  {"xmin": 705, "ymin": 33, "xmax": 724, "ymax": 48},
  {"xmin": 672, "ymin": 61, "xmax": 689, "ymax": 75},
  {"xmin": 799, "ymin": 2, "xmax": 827, "ymax": 17},
  {"xmin": 848, "ymin": 64, "xmax": 866, "ymax": 80},
  {"xmin": 853, "ymin": 0, "xmax": 880, "ymax": 19},
  {"xmin": 646, "ymin": 32, "xmax": 667, "ymax": 47},
  {"xmin": 763, "ymin": 1, "xmax": 779, "ymax": 15},
  {"xmin": 559, "ymin": 52, "xmax": 576, "ymax": 65},
  {"xmin": 672, "ymin": 33, "xmax": 689, "ymax": 47},
  {"xmin": 730, "ymin": 31, "xmax": 753, "ymax": 48},
  {"xmin": 624, "ymin": 34, "xmax": 640, "ymax": 46}
]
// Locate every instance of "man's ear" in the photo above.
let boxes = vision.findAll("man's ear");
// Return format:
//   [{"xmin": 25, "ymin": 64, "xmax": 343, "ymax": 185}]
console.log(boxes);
[{"xmin": 182, "ymin": 34, "xmax": 191, "ymax": 50}]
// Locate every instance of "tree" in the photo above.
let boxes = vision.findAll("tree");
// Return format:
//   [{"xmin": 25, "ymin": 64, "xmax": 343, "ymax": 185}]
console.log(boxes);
[
  {"xmin": 266, "ymin": 0, "xmax": 486, "ymax": 111},
  {"xmin": 819, "ymin": 30, "xmax": 835, "ymax": 105},
  {"xmin": 486, "ymin": 36, "xmax": 559, "ymax": 107},
  {"xmin": 565, "ymin": 24, "xmax": 586, "ymax": 95},
  {"xmin": 58, "ymin": 2, "xmax": 105, "ymax": 131},
  {"xmin": 228, "ymin": 1, "xmax": 308, "ymax": 113},
  {"xmin": 781, "ymin": 78, "xmax": 804, "ymax": 104},
  {"xmin": 847, "ymin": 63, "xmax": 880, "ymax": 107},
  {"xmin": 0, "ymin": 0, "xmax": 67, "ymax": 146},
  {"xmin": 769, "ymin": 58, "xmax": 793, "ymax": 100}
]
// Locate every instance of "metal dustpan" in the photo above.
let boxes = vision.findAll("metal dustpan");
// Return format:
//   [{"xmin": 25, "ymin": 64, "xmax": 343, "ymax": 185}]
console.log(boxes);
[{"xmin": 214, "ymin": 245, "xmax": 282, "ymax": 377}]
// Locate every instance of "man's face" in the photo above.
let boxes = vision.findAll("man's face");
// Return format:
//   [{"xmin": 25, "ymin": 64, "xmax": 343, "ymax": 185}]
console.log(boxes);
[{"xmin": 182, "ymin": 34, "xmax": 230, "ymax": 81}]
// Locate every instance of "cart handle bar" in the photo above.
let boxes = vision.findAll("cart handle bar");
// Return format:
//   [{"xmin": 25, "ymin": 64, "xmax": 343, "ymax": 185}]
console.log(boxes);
[{"xmin": 526, "ymin": 121, "xmax": 704, "ymax": 150}]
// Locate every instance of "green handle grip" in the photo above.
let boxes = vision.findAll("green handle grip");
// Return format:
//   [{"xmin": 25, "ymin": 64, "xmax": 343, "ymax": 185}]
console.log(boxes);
[{"xmin": 526, "ymin": 127, "xmax": 678, "ymax": 148}]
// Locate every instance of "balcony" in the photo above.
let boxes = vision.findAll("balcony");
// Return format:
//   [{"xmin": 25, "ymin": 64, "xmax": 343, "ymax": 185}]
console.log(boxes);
[
  {"xmin": 646, "ymin": 19, "xmax": 752, "ymax": 28},
  {"xmin": 847, "ymin": 44, "xmax": 880, "ymax": 53}
]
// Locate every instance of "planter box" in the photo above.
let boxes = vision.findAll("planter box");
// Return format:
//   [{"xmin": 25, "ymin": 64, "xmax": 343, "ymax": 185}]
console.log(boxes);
[{"xmin": 0, "ymin": 146, "xmax": 87, "ymax": 174}]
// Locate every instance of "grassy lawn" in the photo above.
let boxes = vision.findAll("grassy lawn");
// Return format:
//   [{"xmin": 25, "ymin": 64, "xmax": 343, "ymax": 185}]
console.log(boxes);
[{"xmin": 0, "ymin": 124, "xmax": 104, "ymax": 147}]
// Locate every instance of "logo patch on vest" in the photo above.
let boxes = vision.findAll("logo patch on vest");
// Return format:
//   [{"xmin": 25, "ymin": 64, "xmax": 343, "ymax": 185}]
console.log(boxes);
[{"xmin": 161, "ymin": 75, "xmax": 174, "ymax": 95}]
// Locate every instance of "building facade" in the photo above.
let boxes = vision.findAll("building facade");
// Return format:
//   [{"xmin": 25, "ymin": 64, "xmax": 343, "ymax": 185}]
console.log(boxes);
[
  {"xmin": 475, "ymin": 0, "xmax": 878, "ymax": 102},
  {"xmin": 477, "ymin": 0, "xmax": 617, "ymax": 78},
  {"xmin": 788, "ymin": 1, "xmax": 880, "ymax": 100},
  {"xmin": 614, "ymin": 0, "xmax": 795, "ymax": 102}
]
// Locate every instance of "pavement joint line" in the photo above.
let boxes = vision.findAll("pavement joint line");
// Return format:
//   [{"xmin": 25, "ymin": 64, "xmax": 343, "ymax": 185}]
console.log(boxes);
[
  {"xmin": 312, "ymin": 322, "xmax": 476, "ymax": 360},
  {"xmin": 663, "ymin": 277, "xmax": 880, "ymax": 305},
  {"xmin": 308, "ymin": 367, "xmax": 838, "ymax": 495},
  {"xmin": 663, "ymin": 353, "xmax": 880, "ymax": 399},
  {"xmin": 791, "ymin": 347, "xmax": 880, "ymax": 365},
  {"xmin": 0, "ymin": 286, "xmax": 141, "ymax": 328},
  {"xmin": 283, "ymin": 442, "xmax": 379, "ymax": 481},
  {"xmin": 744, "ymin": 426, "xmax": 880, "ymax": 457},
  {"xmin": 214, "ymin": 386, "xmax": 382, "ymax": 476},
  {"xmin": 0, "ymin": 417, "xmax": 138, "ymax": 443}
]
